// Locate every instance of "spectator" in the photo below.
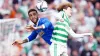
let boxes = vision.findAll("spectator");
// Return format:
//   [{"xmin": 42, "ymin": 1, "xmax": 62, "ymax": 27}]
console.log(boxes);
[
  {"xmin": 0, "ymin": 13, "xmax": 3, "ymax": 19},
  {"xmin": 9, "ymin": 3, "xmax": 20, "ymax": 18},
  {"xmin": 81, "ymin": 43, "xmax": 92, "ymax": 56},
  {"xmin": 84, "ymin": 1, "xmax": 94, "ymax": 16},
  {"xmin": 94, "ymin": 25, "xmax": 100, "ymax": 45},
  {"xmin": 84, "ymin": 9, "xmax": 97, "ymax": 32},
  {"xmin": 76, "ymin": 12, "xmax": 90, "ymax": 33},
  {"xmin": 94, "ymin": 2, "xmax": 100, "ymax": 17},
  {"xmin": 29, "ymin": 0, "xmax": 37, "ymax": 9},
  {"xmin": 92, "ymin": 51, "xmax": 99, "ymax": 56},
  {"xmin": 96, "ymin": 45, "xmax": 100, "ymax": 55},
  {"xmin": 18, "ymin": 0, "xmax": 28, "ymax": 20},
  {"xmin": 71, "ymin": 49, "xmax": 79, "ymax": 56},
  {"xmin": 87, "ymin": 36, "xmax": 98, "ymax": 51},
  {"xmin": 12, "ymin": 0, "xmax": 19, "ymax": 5},
  {"xmin": 28, "ymin": 44, "xmax": 40, "ymax": 56},
  {"xmin": 67, "ymin": 36, "xmax": 82, "ymax": 52}
]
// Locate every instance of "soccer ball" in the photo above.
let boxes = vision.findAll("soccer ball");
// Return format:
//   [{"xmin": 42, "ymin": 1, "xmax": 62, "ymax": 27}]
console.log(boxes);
[{"xmin": 36, "ymin": 1, "xmax": 48, "ymax": 12}]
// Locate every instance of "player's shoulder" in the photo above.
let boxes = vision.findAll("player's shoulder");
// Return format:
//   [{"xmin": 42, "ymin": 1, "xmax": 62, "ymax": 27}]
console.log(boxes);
[
  {"xmin": 40, "ymin": 17, "xmax": 49, "ymax": 21},
  {"xmin": 40, "ymin": 17, "xmax": 48, "ymax": 19}
]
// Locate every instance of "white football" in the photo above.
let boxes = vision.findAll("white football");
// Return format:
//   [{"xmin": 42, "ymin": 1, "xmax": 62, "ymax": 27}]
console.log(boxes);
[{"xmin": 36, "ymin": 1, "xmax": 48, "ymax": 12}]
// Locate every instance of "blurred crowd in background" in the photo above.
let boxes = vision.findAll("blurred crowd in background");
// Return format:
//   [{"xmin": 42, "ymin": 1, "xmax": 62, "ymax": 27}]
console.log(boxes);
[{"xmin": 0, "ymin": 0, "xmax": 100, "ymax": 56}]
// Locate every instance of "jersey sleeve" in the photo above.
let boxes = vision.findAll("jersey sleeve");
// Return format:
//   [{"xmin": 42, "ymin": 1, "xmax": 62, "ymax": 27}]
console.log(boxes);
[
  {"xmin": 66, "ymin": 26, "xmax": 92, "ymax": 38},
  {"xmin": 54, "ymin": 12, "xmax": 63, "ymax": 20},
  {"xmin": 27, "ymin": 30, "xmax": 38, "ymax": 42},
  {"xmin": 41, "ymin": 18, "xmax": 51, "ymax": 29}
]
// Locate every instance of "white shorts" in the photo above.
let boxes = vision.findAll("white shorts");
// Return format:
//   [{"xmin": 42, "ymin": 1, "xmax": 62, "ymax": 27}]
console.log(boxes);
[{"xmin": 49, "ymin": 43, "xmax": 68, "ymax": 56}]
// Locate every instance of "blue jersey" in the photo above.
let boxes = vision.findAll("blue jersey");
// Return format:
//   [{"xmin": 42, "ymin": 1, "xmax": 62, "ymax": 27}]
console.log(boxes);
[{"xmin": 27, "ymin": 17, "xmax": 54, "ymax": 45}]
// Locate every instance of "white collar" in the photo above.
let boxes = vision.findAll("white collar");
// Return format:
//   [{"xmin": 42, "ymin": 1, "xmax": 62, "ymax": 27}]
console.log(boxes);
[{"xmin": 36, "ymin": 18, "xmax": 40, "ymax": 26}]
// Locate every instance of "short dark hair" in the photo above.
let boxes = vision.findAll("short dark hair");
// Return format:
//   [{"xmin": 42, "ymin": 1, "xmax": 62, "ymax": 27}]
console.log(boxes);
[{"xmin": 28, "ymin": 9, "xmax": 38, "ymax": 15}]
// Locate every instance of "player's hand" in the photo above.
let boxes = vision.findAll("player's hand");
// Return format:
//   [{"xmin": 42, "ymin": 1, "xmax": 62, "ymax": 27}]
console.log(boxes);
[
  {"xmin": 12, "ymin": 40, "xmax": 23, "ymax": 51},
  {"xmin": 88, "ymin": 35, "xmax": 94, "ymax": 41},
  {"xmin": 25, "ymin": 25, "xmax": 37, "ymax": 31},
  {"xmin": 12, "ymin": 40, "xmax": 23, "ymax": 46}
]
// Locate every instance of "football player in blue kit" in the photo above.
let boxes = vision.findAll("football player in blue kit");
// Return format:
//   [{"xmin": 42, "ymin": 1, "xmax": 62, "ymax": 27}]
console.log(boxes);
[{"xmin": 12, "ymin": 9, "xmax": 54, "ymax": 45}]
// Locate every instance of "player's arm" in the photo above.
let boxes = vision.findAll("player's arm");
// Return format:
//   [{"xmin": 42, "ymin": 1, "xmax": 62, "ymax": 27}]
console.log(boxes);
[
  {"xmin": 41, "ymin": 18, "xmax": 52, "ymax": 29},
  {"xmin": 28, "ymin": 21, "xmax": 50, "ymax": 30},
  {"xmin": 54, "ymin": 12, "xmax": 64, "ymax": 22},
  {"xmin": 25, "ymin": 18, "xmax": 51, "ymax": 32},
  {"xmin": 12, "ymin": 30, "xmax": 38, "ymax": 45},
  {"xmin": 25, "ymin": 19, "xmax": 51, "ymax": 31},
  {"xmin": 27, "ymin": 30, "xmax": 38, "ymax": 41},
  {"xmin": 25, "ymin": 25, "xmax": 44, "ymax": 31},
  {"xmin": 66, "ymin": 26, "xmax": 92, "ymax": 38}
]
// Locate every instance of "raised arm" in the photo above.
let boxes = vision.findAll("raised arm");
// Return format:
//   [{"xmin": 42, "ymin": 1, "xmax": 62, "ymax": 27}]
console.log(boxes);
[
  {"xmin": 12, "ymin": 30, "xmax": 38, "ymax": 45},
  {"xmin": 25, "ymin": 18, "xmax": 51, "ymax": 31},
  {"xmin": 66, "ymin": 26, "xmax": 92, "ymax": 38},
  {"xmin": 27, "ymin": 30, "xmax": 38, "ymax": 41}
]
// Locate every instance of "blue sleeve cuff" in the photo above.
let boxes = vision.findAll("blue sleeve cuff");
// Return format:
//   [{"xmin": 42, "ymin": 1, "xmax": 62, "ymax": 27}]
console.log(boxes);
[
  {"xmin": 42, "ymin": 24, "xmax": 45, "ymax": 29},
  {"xmin": 27, "ymin": 38, "xmax": 29, "ymax": 42}
]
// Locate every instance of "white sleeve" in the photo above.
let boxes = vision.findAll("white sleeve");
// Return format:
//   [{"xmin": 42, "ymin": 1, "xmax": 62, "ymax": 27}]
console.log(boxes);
[
  {"xmin": 66, "ymin": 26, "xmax": 92, "ymax": 38},
  {"xmin": 54, "ymin": 12, "xmax": 63, "ymax": 20}
]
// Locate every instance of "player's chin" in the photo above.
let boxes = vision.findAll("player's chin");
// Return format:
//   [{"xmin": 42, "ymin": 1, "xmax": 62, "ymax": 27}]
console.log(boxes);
[
  {"xmin": 69, "ymin": 14, "xmax": 72, "ymax": 17},
  {"xmin": 32, "ymin": 20, "xmax": 37, "ymax": 24}
]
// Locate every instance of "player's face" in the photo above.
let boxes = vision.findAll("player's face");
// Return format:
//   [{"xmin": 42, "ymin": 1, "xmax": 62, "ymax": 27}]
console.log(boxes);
[
  {"xmin": 29, "ymin": 11, "xmax": 38, "ymax": 24},
  {"xmin": 64, "ymin": 7, "xmax": 72, "ymax": 17}
]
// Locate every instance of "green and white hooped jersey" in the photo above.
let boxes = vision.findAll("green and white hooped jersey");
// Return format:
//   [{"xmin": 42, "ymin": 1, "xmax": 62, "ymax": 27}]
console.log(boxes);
[{"xmin": 51, "ymin": 11, "xmax": 70, "ymax": 45}]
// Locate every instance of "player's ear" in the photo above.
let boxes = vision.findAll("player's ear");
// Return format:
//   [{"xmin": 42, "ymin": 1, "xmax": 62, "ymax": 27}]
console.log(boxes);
[{"xmin": 63, "ymin": 9, "xmax": 66, "ymax": 12}]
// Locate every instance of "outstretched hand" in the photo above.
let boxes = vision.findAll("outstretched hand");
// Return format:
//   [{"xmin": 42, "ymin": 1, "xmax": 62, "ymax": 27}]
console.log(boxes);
[
  {"xmin": 12, "ymin": 40, "xmax": 23, "ymax": 46},
  {"xmin": 12, "ymin": 40, "xmax": 23, "ymax": 51},
  {"xmin": 25, "ymin": 25, "xmax": 37, "ymax": 32}
]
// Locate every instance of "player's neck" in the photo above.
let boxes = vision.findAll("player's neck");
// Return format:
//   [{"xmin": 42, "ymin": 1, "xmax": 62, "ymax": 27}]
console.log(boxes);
[
  {"xmin": 63, "ymin": 10, "xmax": 70, "ymax": 18},
  {"xmin": 36, "ymin": 18, "xmax": 40, "ymax": 26},
  {"xmin": 34, "ymin": 18, "xmax": 38, "ymax": 25}
]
